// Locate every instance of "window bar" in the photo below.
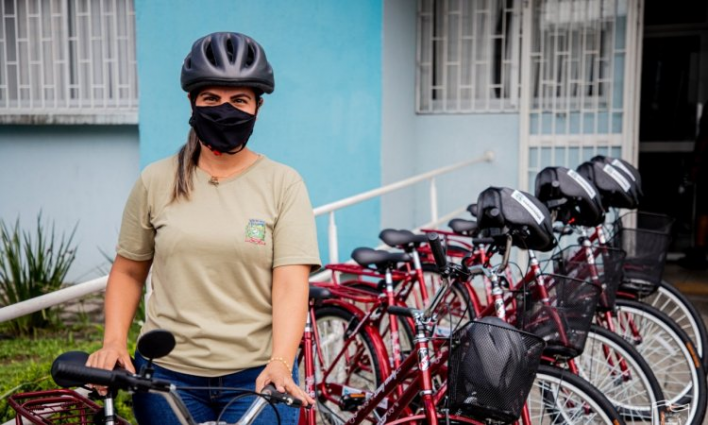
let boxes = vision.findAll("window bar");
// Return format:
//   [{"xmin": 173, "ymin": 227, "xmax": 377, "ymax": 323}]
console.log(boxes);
[
  {"xmin": 484, "ymin": 1, "xmax": 491, "ymax": 111},
  {"xmin": 579, "ymin": 0, "xmax": 587, "ymax": 134},
  {"xmin": 126, "ymin": 0, "xmax": 136, "ymax": 108},
  {"xmin": 36, "ymin": 0, "xmax": 46, "ymax": 110},
  {"xmin": 47, "ymin": 0, "xmax": 56, "ymax": 109},
  {"xmin": 441, "ymin": 0, "xmax": 448, "ymax": 113},
  {"xmin": 593, "ymin": 0, "xmax": 601, "ymax": 136},
  {"xmin": 0, "ymin": 0, "xmax": 7, "ymax": 108},
  {"xmin": 565, "ymin": 0, "xmax": 574, "ymax": 138},
  {"xmin": 12, "ymin": 0, "xmax": 21, "ymax": 108},
  {"xmin": 470, "ymin": 1, "xmax": 477, "ymax": 108},
  {"xmin": 607, "ymin": 0, "xmax": 615, "ymax": 137},
  {"xmin": 551, "ymin": 0, "xmax": 559, "ymax": 140},
  {"xmin": 99, "ymin": 0, "xmax": 106, "ymax": 108},
  {"xmin": 64, "ymin": 0, "xmax": 73, "ymax": 110},
  {"xmin": 416, "ymin": 0, "xmax": 423, "ymax": 112}
]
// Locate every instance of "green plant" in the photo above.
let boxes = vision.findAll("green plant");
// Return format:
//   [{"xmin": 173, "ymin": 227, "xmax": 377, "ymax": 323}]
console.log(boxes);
[{"xmin": 0, "ymin": 214, "xmax": 77, "ymax": 336}]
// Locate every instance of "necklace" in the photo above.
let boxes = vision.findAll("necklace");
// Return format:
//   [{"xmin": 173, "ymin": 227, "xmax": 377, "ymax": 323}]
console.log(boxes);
[{"xmin": 202, "ymin": 154, "xmax": 259, "ymax": 187}]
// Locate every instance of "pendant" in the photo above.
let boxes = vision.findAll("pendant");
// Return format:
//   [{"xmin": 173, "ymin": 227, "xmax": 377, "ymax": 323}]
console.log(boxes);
[{"xmin": 209, "ymin": 176, "xmax": 219, "ymax": 186}]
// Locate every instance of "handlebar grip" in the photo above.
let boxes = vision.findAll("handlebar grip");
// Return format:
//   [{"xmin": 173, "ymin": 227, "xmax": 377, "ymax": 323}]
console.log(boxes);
[
  {"xmin": 262, "ymin": 384, "xmax": 303, "ymax": 408},
  {"xmin": 387, "ymin": 305, "xmax": 414, "ymax": 318},
  {"xmin": 427, "ymin": 232, "xmax": 447, "ymax": 271},
  {"xmin": 471, "ymin": 237, "xmax": 495, "ymax": 245},
  {"xmin": 52, "ymin": 362, "xmax": 124, "ymax": 389}
]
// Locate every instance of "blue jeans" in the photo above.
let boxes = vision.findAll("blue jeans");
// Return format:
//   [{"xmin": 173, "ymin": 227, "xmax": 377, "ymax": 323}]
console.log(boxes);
[{"xmin": 132, "ymin": 352, "xmax": 300, "ymax": 425}]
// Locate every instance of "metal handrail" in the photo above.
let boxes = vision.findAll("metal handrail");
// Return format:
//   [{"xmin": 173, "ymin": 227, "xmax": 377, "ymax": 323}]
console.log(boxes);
[{"xmin": 0, "ymin": 151, "xmax": 494, "ymax": 323}]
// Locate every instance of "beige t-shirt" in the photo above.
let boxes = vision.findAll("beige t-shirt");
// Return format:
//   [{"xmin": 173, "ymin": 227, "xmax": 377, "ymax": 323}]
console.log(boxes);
[{"xmin": 117, "ymin": 155, "xmax": 321, "ymax": 376}]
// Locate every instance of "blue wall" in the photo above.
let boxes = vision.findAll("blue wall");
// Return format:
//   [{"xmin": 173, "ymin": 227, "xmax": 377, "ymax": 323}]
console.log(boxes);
[
  {"xmin": 135, "ymin": 0, "xmax": 383, "ymax": 264},
  {"xmin": 0, "ymin": 125, "xmax": 139, "ymax": 281},
  {"xmin": 382, "ymin": 0, "xmax": 520, "ymax": 231}
]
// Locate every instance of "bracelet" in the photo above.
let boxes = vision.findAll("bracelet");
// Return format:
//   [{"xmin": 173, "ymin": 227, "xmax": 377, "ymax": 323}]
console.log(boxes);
[{"xmin": 268, "ymin": 356, "xmax": 291, "ymax": 373}]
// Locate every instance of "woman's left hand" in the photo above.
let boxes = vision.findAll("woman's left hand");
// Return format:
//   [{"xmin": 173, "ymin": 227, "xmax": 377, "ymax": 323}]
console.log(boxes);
[{"xmin": 255, "ymin": 361, "xmax": 315, "ymax": 406}]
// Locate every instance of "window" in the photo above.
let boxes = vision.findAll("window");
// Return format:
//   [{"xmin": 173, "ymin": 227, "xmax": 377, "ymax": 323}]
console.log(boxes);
[
  {"xmin": 531, "ymin": 0, "xmax": 619, "ymax": 112},
  {"xmin": 417, "ymin": 0, "xmax": 522, "ymax": 113},
  {"xmin": 0, "ymin": 0, "xmax": 138, "ymax": 124}
]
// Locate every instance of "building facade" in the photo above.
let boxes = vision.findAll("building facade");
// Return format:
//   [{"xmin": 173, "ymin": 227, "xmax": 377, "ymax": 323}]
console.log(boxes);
[{"xmin": 1, "ymin": 0, "xmax": 705, "ymax": 280}]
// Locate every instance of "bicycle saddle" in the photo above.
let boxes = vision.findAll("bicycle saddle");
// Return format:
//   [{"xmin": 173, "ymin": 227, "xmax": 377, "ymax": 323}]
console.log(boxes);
[
  {"xmin": 379, "ymin": 229, "xmax": 429, "ymax": 250},
  {"xmin": 576, "ymin": 160, "xmax": 639, "ymax": 209},
  {"xmin": 309, "ymin": 286, "xmax": 333, "ymax": 301},
  {"xmin": 448, "ymin": 218, "xmax": 479, "ymax": 236},
  {"xmin": 535, "ymin": 166, "xmax": 605, "ymax": 227},
  {"xmin": 476, "ymin": 187, "xmax": 555, "ymax": 252},
  {"xmin": 351, "ymin": 247, "xmax": 411, "ymax": 271}
]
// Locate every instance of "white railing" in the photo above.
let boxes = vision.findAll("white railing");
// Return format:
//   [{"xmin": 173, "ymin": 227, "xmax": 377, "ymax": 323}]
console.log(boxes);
[{"xmin": 0, "ymin": 151, "xmax": 494, "ymax": 323}]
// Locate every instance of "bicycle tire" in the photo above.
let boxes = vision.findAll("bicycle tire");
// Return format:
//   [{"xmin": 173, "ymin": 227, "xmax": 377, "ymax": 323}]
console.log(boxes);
[
  {"xmin": 529, "ymin": 364, "xmax": 627, "ymax": 425},
  {"xmin": 637, "ymin": 279, "xmax": 708, "ymax": 370},
  {"xmin": 311, "ymin": 305, "xmax": 384, "ymax": 425},
  {"xmin": 573, "ymin": 324, "xmax": 666, "ymax": 425},
  {"xmin": 612, "ymin": 299, "xmax": 708, "ymax": 425}
]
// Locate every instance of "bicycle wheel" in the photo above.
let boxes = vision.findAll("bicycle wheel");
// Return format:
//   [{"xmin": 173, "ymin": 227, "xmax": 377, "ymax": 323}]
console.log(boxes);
[
  {"xmin": 612, "ymin": 299, "xmax": 708, "ymax": 425},
  {"xmin": 528, "ymin": 364, "xmax": 626, "ymax": 425},
  {"xmin": 638, "ymin": 279, "xmax": 708, "ymax": 370},
  {"xmin": 573, "ymin": 324, "xmax": 665, "ymax": 425},
  {"xmin": 312, "ymin": 305, "xmax": 384, "ymax": 425}
]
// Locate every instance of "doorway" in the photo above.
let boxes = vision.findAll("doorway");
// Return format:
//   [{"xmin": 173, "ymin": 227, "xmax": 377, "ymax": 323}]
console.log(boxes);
[{"xmin": 639, "ymin": 0, "xmax": 708, "ymax": 253}]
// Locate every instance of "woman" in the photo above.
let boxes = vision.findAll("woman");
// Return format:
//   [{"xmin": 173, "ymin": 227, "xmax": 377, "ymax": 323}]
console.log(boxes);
[{"xmin": 87, "ymin": 32, "xmax": 321, "ymax": 424}]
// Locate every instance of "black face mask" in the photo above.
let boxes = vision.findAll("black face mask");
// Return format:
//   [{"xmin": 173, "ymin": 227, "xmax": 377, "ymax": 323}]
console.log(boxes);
[{"xmin": 189, "ymin": 102, "xmax": 256, "ymax": 155}]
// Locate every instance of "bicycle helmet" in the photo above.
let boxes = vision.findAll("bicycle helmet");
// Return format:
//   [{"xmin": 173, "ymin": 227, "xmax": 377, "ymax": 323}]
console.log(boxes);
[
  {"xmin": 535, "ymin": 166, "xmax": 605, "ymax": 227},
  {"xmin": 576, "ymin": 160, "xmax": 639, "ymax": 209},
  {"xmin": 476, "ymin": 187, "xmax": 556, "ymax": 251},
  {"xmin": 591, "ymin": 155, "xmax": 643, "ymax": 198},
  {"xmin": 181, "ymin": 32, "xmax": 275, "ymax": 94}
]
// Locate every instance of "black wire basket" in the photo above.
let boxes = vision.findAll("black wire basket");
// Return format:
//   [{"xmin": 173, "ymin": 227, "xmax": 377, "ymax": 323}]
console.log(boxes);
[
  {"xmin": 609, "ymin": 212, "xmax": 674, "ymax": 297},
  {"xmin": 515, "ymin": 273, "xmax": 602, "ymax": 359},
  {"xmin": 552, "ymin": 245, "xmax": 626, "ymax": 311},
  {"xmin": 447, "ymin": 319, "xmax": 545, "ymax": 423}
]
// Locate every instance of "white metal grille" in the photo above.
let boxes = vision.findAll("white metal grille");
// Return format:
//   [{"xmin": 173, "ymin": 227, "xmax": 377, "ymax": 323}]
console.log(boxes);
[
  {"xmin": 524, "ymin": 0, "xmax": 631, "ymax": 188},
  {"xmin": 417, "ymin": 0, "xmax": 522, "ymax": 113},
  {"xmin": 0, "ymin": 0, "xmax": 138, "ymax": 123}
]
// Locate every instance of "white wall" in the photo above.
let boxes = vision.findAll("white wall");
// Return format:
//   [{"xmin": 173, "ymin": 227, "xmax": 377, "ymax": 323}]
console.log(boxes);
[{"xmin": 0, "ymin": 125, "xmax": 139, "ymax": 282}]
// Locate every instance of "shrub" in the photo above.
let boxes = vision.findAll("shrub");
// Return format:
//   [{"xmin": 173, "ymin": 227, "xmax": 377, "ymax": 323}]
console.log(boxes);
[{"xmin": 0, "ymin": 214, "xmax": 77, "ymax": 335}]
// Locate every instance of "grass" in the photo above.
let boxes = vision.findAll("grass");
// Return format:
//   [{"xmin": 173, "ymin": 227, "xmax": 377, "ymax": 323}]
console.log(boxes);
[{"xmin": 0, "ymin": 296, "xmax": 141, "ymax": 424}]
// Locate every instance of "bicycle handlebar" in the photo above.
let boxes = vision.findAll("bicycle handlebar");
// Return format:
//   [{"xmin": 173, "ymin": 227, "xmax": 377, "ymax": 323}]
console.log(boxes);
[
  {"xmin": 52, "ymin": 361, "xmax": 172, "ymax": 393},
  {"xmin": 51, "ymin": 355, "xmax": 304, "ymax": 407},
  {"xmin": 427, "ymin": 232, "xmax": 447, "ymax": 272}
]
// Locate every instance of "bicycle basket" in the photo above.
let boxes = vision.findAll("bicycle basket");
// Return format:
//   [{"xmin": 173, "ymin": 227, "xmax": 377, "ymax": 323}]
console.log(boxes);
[
  {"xmin": 552, "ymin": 245, "xmax": 626, "ymax": 311},
  {"xmin": 609, "ymin": 212, "xmax": 674, "ymax": 297},
  {"xmin": 448, "ymin": 318, "xmax": 545, "ymax": 423},
  {"xmin": 516, "ymin": 273, "xmax": 602, "ymax": 359},
  {"xmin": 8, "ymin": 389, "xmax": 131, "ymax": 425}
]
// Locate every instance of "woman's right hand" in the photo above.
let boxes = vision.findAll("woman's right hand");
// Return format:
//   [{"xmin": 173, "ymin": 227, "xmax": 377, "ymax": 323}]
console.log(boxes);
[{"xmin": 86, "ymin": 343, "xmax": 135, "ymax": 395}]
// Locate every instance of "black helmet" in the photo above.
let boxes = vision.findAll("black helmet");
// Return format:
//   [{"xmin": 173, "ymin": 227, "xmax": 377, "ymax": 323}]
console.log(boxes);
[
  {"xmin": 476, "ymin": 187, "xmax": 556, "ymax": 251},
  {"xmin": 181, "ymin": 32, "xmax": 275, "ymax": 94},
  {"xmin": 576, "ymin": 160, "xmax": 639, "ymax": 209},
  {"xmin": 535, "ymin": 166, "xmax": 605, "ymax": 227},
  {"xmin": 590, "ymin": 155, "xmax": 643, "ymax": 198}
]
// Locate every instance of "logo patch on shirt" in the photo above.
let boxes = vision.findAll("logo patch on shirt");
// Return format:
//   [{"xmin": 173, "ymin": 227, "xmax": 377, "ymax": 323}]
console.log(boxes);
[{"xmin": 245, "ymin": 219, "xmax": 266, "ymax": 245}]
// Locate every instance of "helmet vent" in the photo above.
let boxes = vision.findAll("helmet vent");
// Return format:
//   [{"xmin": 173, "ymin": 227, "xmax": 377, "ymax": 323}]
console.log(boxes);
[
  {"xmin": 225, "ymin": 37, "xmax": 235, "ymax": 63},
  {"xmin": 245, "ymin": 44, "xmax": 255, "ymax": 67},
  {"xmin": 205, "ymin": 42, "xmax": 216, "ymax": 66}
]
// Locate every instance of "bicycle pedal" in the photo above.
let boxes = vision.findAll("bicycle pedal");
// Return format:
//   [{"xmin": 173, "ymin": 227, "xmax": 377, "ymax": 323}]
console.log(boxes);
[{"xmin": 338, "ymin": 392, "xmax": 368, "ymax": 412}]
